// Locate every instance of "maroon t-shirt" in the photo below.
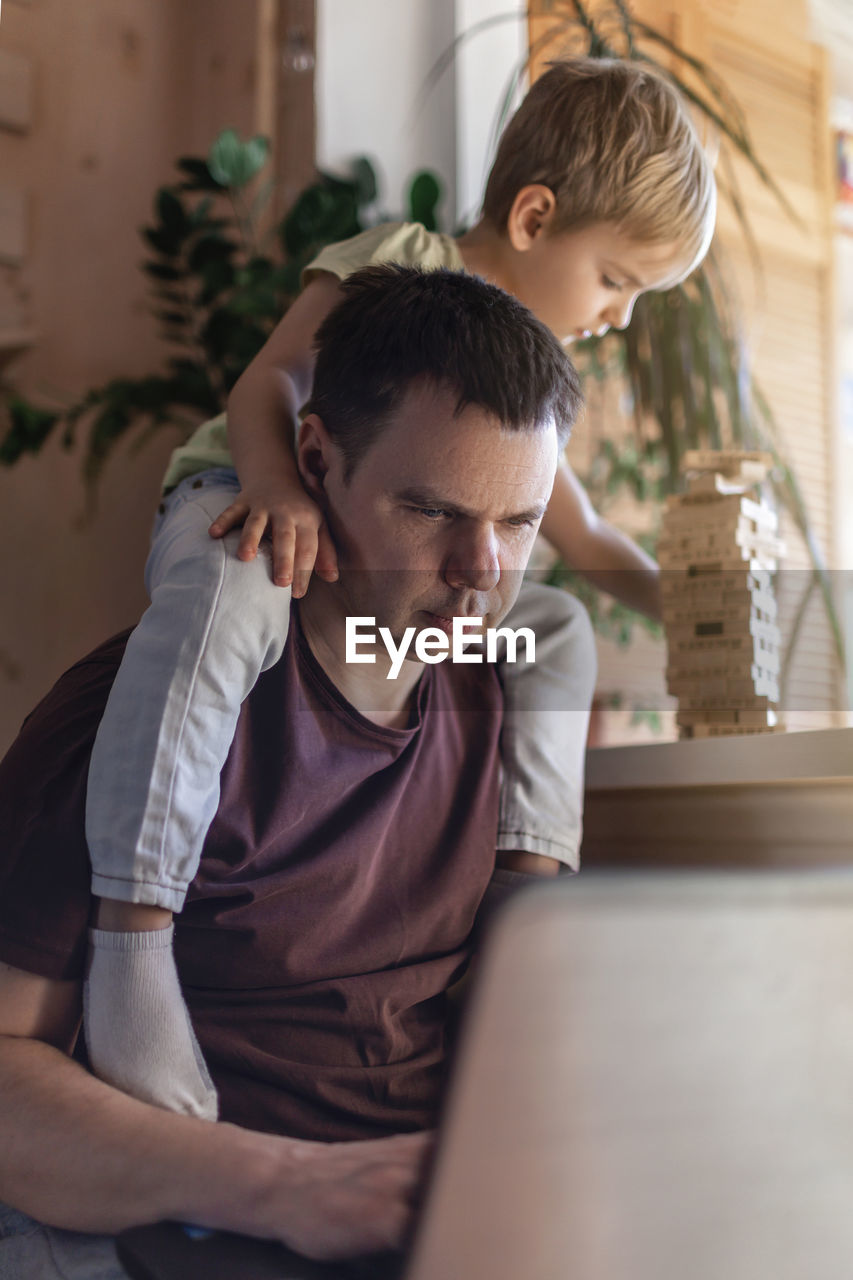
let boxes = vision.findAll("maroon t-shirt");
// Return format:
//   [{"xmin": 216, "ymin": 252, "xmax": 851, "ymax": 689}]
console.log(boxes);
[{"xmin": 0, "ymin": 609, "xmax": 502, "ymax": 1141}]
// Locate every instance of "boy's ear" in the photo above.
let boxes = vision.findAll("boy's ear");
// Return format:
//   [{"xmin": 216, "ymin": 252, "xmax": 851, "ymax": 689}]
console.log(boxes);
[
  {"xmin": 297, "ymin": 414, "xmax": 333, "ymax": 504},
  {"xmin": 507, "ymin": 185, "xmax": 558, "ymax": 251}
]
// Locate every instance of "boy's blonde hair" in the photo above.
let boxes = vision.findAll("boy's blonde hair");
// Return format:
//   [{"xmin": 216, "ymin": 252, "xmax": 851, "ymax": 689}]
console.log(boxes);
[{"xmin": 483, "ymin": 57, "xmax": 716, "ymax": 276}]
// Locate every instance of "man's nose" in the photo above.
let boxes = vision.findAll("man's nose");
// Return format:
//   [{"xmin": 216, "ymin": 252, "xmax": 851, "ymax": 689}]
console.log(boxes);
[{"xmin": 443, "ymin": 527, "xmax": 501, "ymax": 593}]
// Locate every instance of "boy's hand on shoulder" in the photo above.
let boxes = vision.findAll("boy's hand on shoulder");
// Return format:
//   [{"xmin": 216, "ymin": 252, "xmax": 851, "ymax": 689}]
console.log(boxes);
[{"xmin": 209, "ymin": 484, "xmax": 338, "ymax": 597}]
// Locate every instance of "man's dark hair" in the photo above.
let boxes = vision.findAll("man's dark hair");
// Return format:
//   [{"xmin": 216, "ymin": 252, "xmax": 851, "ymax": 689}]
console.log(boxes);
[{"xmin": 306, "ymin": 264, "xmax": 582, "ymax": 478}]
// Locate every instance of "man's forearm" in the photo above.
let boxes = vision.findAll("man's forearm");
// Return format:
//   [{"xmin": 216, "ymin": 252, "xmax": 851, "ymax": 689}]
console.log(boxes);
[
  {"xmin": 0, "ymin": 1034, "xmax": 431, "ymax": 1259},
  {"xmin": 0, "ymin": 1035, "xmax": 279, "ymax": 1237}
]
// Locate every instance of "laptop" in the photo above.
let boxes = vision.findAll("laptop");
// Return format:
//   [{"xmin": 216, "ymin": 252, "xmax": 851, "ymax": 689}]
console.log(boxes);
[{"xmin": 119, "ymin": 870, "xmax": 853, "ymax": 1279}]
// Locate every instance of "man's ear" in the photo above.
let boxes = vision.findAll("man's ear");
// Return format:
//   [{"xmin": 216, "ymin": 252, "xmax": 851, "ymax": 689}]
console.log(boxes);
[
  {"xmin": 297, "ymin": 414, "xmax": 334, "ymax": 503},
  {"xmin": 506, "ymin": 185, "xmax": 558, "ymax": 251}
]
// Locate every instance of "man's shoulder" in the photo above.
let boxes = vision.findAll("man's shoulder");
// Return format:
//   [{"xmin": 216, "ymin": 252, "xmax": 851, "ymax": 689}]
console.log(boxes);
[
  {"xmin": 11, "ymin": 631, "xmax": 131, "ymax": 744},
  {"xmin": 0, "ymin": 634, "xmax": 127, "ymax": 981}
]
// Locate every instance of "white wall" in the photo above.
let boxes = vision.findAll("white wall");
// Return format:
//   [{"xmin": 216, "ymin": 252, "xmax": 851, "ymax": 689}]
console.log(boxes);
[
  {"xmin": 454, "ymin": 0, "xmax": 527, "ymax": 226},
  {"xmin": 316, "ymin": 0, "xmax": 457, "ymax": 224},
  {"xmin": 315, "ymin": 0, "xmax": 526, "ymax": 229}
]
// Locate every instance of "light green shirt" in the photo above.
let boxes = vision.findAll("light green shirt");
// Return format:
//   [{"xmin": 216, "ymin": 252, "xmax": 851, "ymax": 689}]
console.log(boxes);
[{"xmin": 160, "ymin": 222, "xmax": 465, "ymax": 493}]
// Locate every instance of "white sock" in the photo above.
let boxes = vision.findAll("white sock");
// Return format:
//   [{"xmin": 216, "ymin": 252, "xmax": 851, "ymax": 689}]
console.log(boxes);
[{"xmin": 84, "ymin": 924, "xmax": 218, "ymax": 1120}]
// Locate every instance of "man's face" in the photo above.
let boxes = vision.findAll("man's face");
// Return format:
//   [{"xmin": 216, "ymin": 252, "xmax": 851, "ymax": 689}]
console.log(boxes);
[{"xmin": 304, "ymin": 382, "xmax": 559, "ymax": 653}]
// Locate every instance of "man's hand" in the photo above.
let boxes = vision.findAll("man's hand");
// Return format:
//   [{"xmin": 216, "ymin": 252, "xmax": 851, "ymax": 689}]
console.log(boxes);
[
  {"xmin": 269, "ymin": 1131, "xmax": 435, "ymax": 1260},
  {"xmin": 208, "ymin": 485, "xmax": 338, "ymax": 598}
]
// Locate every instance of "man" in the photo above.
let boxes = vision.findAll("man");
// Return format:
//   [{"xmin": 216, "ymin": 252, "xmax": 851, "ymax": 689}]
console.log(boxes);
[{"xmin": 0, "ymin": 265, "xmax": 582, "ymax": 1276}]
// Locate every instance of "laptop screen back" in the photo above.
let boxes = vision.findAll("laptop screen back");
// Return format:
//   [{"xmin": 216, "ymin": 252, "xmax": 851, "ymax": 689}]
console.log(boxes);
[{"xmin": 406, "ymin": 871, "xmax": 853, "ymax": 1280}]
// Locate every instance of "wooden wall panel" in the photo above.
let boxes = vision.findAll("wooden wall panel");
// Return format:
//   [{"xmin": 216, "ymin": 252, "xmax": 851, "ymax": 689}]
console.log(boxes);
[
  {"xmin": 0, "ymin": 47, "xmax": 33, "ymax": 132},
  {"xmin": 0, "ymin": 0, "xmax": 278, "ymax": 757},
  {"xmin": 0, "ymin": 182, "xmax": 26, "ymax": 264}
]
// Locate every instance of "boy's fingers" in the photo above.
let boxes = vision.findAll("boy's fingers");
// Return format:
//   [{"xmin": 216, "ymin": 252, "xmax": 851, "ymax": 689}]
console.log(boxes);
[
  {"xmin": 271, "ymin": 524, "xmax": 297, "ymax": 587},
  {"xmin": 208, "ymin": 499, "xmax": 250, "ymax": 537},
  {"xmin": 291, "ymin": 530, "xmax": 319, "ymax": 599},
  {"xmin": 236, "ymin": 512, "xmax": 269, "ymax": 562},
  {"xmin": 315, "ymin": 524, "xmax": 339, "ymax": 582}
]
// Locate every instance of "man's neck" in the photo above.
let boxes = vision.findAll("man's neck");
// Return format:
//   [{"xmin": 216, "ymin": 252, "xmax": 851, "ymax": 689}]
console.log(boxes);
[{"xmin": 297, "ymin": 585, "xmax": 423, "ymax": 731}]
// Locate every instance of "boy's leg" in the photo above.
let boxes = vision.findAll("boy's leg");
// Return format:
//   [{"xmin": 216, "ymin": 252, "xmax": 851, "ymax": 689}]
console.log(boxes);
[
  {"xmin": 473, "ymin": 576, "xmax": 595, "ymax": 966},
  {"xmin": 84, "ymin": 470, "xmax": 292, "ymax": 1119},
  {"xmin": 495, "ymin": 581, "xmax": 597, "ymax": 873},
  {"xmin": 84, "ymin": 918, "xmax": 218, "ymax": 1120}
]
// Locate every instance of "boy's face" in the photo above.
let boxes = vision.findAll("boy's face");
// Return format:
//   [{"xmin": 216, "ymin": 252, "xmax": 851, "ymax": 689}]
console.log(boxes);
[{"xmin": 511, "ymin": 222, "xmax": 687, "ymax": 346}]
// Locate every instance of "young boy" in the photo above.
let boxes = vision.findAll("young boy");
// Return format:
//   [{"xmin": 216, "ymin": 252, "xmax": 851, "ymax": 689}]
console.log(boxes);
[{"xmin": 83, "ymin": 57, "xmax": 716, "ymax": 1120}]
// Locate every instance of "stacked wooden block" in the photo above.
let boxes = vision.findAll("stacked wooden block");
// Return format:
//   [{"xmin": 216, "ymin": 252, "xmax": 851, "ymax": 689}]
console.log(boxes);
[{"xmin": 658, "ymin": 450, "xmax": 785, "ymax": 739}]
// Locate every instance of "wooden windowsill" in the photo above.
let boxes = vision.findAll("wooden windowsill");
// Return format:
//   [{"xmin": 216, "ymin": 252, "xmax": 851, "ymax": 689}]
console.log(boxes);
[
  {"xmin": 586, "ymin": 727, "xmax": 853, "ymax": 791},
  {"xmin": 583, "ymin": 729, "xmax": 853, "ymax": 869}
]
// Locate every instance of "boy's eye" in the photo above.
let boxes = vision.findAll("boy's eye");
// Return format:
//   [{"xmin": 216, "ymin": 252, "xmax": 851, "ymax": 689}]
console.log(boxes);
[{"xmin": 602, "ymin": 275, "xmax": 623, "ymax": 291}]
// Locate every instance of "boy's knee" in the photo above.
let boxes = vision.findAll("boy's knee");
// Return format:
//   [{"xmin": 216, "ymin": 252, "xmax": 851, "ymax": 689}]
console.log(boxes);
[
  {"xmin": 544, "ymin": 589, "xmax": 598, "ymax": 685},
  {"xmin": 514, "ymin": 581, "xmax": 596, "ymax": 654},
  {"xmin": 546, "ymin": 585, "xmax": 593, "ymax": 636},
  {"xmin": 504, "ymin": 582, "xmax": 598, "ymax": 700}
]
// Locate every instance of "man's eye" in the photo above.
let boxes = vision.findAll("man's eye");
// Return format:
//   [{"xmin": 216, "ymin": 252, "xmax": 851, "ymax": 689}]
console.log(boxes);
[
  {"xmin": 505, "ymin": 517, "xmax": 535, "ymax": 529},
  {"xmin": 417, "ymin": 507, "xmax": 449, "ymax": 520}
]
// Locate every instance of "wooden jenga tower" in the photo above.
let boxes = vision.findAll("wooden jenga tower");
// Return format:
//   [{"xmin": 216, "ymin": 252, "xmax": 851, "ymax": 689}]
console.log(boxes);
[{"xmin": 658, "ymin": 450, "xmax": 785, "ymax": 739}]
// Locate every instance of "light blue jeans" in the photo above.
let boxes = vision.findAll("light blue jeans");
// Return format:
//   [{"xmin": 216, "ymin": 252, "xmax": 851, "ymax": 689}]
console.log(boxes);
[
  {"xmin": 0, "ymin": 1201, "xmax": 126, "ymax": 1280},
  {"xmin": 86, "ymin": 470, "xmax": 597, "ymax": 911},
  {"xmin": 0, "ymin": 1203, "xmax": 328, "ymax": 1279}
]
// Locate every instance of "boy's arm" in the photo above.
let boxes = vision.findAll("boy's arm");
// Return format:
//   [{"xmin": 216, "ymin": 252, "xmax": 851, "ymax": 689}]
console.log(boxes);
[
  {"xmin": 0, "ymin": 961, "xmax": 429, "ymax": 1259},
  {"xmin": 210, "ymin": 272, "xmax": 345, "ymax": 597},
  {"xmin": 540, "ymin": 463, "xmax": 662, "ymax": 621}
]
